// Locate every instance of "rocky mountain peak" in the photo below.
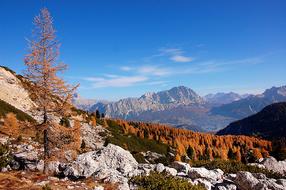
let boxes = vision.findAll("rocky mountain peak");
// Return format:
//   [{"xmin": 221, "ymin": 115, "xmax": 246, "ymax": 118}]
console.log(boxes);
[
  {"xmin": 141, "ymin": 86, "xmax": 204, "ymax": 105},
  {"xmin": 205, "ymin": 92, "xmax": 245, "ymax": 105},
  {"xmin": 263, "ymin": 85, "xmax": 286, "ymax": 99}
]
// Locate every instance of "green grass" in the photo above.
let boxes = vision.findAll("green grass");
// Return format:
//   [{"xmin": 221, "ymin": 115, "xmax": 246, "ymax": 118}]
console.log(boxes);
[
  {"xmin": 191, "ymin": 159, "xmax": 285, "ymax": 179},
  {"xmin": 105, "ymin": 120, "xmax": 169, "ymax": 162},
  {"xmin": 130, "ymin": 171, "xmax": 206, "ymax": 190},
  {"xmin": 0, "ymin": 143, "xmax": 11, "ymax": 169},
  {"xmin": 0, "ymin": 99, "xmax": 36, "ymax": 123}
]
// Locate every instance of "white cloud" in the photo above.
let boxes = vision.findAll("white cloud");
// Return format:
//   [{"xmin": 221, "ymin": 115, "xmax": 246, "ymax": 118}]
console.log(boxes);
[
  {"xmin": 120, "ymin": 66, "xmax": 133, "ymax": 71},
  {"xmin": 103, "ymin": 74, "xmax": 120, "ymax": 78},
  {"xmin": 138, "ymin": 66, "xmax": 170, "ymax": 76},
  {"xmin": 84, "ymin": 75, "xmax": 148, "ymax": 88},
  {"xmin": 155, "ymin": 47, "xmax": 193, "ymax": 63},
  {"xmin": 158, "ymin": 48, "xmax": 183, "ymax": 55},
  {"xmin": 170, "ymin": 55, "xmax": 193, "ymax": 63},
  {"xmin": 143, "ymin": 80, "xmax": 168, "ymax": 86}
]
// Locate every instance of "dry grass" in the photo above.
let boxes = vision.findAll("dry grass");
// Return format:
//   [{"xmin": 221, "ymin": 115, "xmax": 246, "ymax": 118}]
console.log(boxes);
[
  {"xmin": 0, "ymin": 172, "xmax": 41, "ymax": 190},
  {"xmin": 0, "ymin": 171, "xmax": 118, "ymax": 190}
]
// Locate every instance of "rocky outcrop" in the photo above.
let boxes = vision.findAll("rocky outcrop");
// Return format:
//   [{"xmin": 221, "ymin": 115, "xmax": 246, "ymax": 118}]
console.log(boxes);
[
  {"xmin": 259, "ymin": 157, "xmax": 286, "ymax": 175},
  {"xmin": 11, "ymin": 142, "xmax": 44, "ymax": 172},
  {"xmin": 249, "ymin": 157, "xmax": 286, "ymax": 175},
  {"xmin": 0, "ymin": 67, "xmax": 35, "ymax": 118},
  {"xmin": 81, "ymin": 123, "xmax": 106, "ymax": 150},
  {"xmin": 188, "ymin": 167, "xmax": 224, "ymax": 183},
  {"xmin": 235, "ymin": 171, "xmax": 285, "ymax": 190},
  {"xmin": 61, "ymin": 144, "xmax": 139, "ymax": 189},
  {"xmin": 171, "ymin": 161, "xmax": 192, "ymax": 175}
]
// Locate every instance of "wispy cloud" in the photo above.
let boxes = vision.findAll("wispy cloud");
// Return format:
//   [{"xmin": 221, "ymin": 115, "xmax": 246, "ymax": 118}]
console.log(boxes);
[
  {"xmin": 120, "ymin": 66, "xmax": 133, "ymax": 71},
  {"xmin": 170, "ymin": 55, "xmax": 193, "ymax": 63},
  {"xmin": 137, "ymin": 66, "xmax": 170, "ymax": 76},
  {"xmin": 84, "ymin": 75, "xmax": 148, "ymax": 88},
  {"xmin": 79, "ymin": 50, "xmax": 265, "ymax": 90},
  {"xmin": 158, "ymin": 48, "xmax": 183, "ymax": 55},
  {"xmin": 152, "ymin": 47, "xmax": 193, "ymax": 63},
  {"xmin": 119, "ymin": 65, "xmax": 171, "ymax": 77}
]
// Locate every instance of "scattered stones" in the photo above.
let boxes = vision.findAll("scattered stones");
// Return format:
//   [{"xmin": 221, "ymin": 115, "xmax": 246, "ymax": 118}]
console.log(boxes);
[{"xmin": 3, "ymin": 131, "xmax": 286, "ymax": 190}]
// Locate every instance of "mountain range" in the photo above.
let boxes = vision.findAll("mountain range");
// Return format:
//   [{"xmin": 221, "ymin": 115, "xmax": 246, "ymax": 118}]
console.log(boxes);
[
  {"xmin": 211, "ymin": 86, "xmax": 286, "ymax": 119},
  {"xmin": 83, "ymin": 85, "xmax": 286, "ymax": 132},
  {"xmin": 88, "ymin": 86, "xmax": 236, "ymax": 131},
  {"xmin": 204, "ymin": 92, "xmax": 249, "ymax": 105}
]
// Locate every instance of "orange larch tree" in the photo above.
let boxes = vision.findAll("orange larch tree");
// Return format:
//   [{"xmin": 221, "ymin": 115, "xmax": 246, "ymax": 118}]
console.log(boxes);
[
  {"xmin": 24, "ymin": 8, "xmax": 78, "ymax": 124},
  {"xmin": 24, "ymin": 8, "xmax": 79, "ymax": 160}
]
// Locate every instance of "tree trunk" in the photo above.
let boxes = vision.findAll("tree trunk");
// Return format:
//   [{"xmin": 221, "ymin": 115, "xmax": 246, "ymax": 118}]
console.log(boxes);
[
  {"xmin": 43, "ymin": 109, "xmax": 48, "ymax": 124},
  {"xmin": 44, "ymin": 129, "xmax": 50, "ymax": 158}
]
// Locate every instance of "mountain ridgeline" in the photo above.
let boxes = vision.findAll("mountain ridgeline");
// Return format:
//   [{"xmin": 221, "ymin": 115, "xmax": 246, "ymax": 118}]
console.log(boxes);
[
  {"xmin": 204, "ymin": 92, "xmax": 248, "ymax": 105},
  {"xmin": 217, "ymin": 102, "xmax": 286, "ymax": 139},
  {"xmin": 211, "ymin": 86, "xmax": 286, "ymax": 119}
]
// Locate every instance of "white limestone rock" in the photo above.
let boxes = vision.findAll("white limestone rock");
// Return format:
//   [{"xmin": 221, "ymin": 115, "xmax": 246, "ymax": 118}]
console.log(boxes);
[
  {"xmin": 258, "ymin": 156, "xmax": 286, "ymax": 175},
  {"xmin": 188, "ymin": 167, "xmax": 224, "ymax": 183},
  {"xmin": 155, "ymin": 163, "xmax": 165, "ymax": 173}
]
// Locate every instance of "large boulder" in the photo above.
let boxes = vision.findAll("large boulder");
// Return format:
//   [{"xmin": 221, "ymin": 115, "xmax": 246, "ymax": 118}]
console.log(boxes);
[
  {"xmin": 164, "ymin": 166, "xmax": 177, "ymax": 176},
  {"xmin": 255, "ymin": 179, "xmax": 285, "ymax": 190},
  {"xmin": 171, "ymin": 161, "xmax": 191, "ymax": 175},
  {"xmin": 62, "ymin": 144, "xmax": 139, "ymax": 190},
  {"xmin": 95, "ymin": 144, "xmax": 138, "ymax": 177},
  {"xmin": 81, "ymin": 123, "xmax": 106, "ymax": 150},
  {"xmin": 155, "ymin": 163, "xmax": 165, "ymax": 173},
  {"xmin": 12, "ymin": 144, "xmax": 43, "ymax": 171},
  {"xmin": 44, "ymin": 161, "xmax": 61, "ymax": 175},
  {"xmin": 258, "ymin": 156, "xmax": 286, "ymax": 175},
  {"xmin": 188, "ymin": 167, "xmax": 224, "ymax": 183},
  {"xmin": 63, "ymin": 151, "xmax": 98, "ymax": 177},
  {"xmin": 235, "ymin": 171, "xmax": 285, "ymax": 190},
  {"xmin": 276, "ymin": 179, "xmax": 286, "ymax": 188},
  {"xmin": 235, "ymin": 171, "xmax": 259, "ymax": 190}
]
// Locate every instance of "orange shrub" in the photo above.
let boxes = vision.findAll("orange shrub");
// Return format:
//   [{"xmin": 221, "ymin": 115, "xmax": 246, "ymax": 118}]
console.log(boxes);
[{"xmin": 0, "ymin": 113, "xmax": 20, "ymax": 137}]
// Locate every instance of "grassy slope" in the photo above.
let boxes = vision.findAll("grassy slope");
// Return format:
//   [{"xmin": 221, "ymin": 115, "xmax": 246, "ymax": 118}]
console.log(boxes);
[{"xmin": 0, "ymin": 99, "xmax": 36, "ymax": 123}]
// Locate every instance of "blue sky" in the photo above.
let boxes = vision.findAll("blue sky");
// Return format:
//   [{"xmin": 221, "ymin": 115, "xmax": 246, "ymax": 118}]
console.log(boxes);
[{"xmin": 0, "ymin": 0, "xmax": 286, "ymax": 100}]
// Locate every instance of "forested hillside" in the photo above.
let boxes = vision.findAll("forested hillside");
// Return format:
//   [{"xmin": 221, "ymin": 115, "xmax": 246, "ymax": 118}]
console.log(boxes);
[{"xmin": 105, "ymin": 119, "xmax": 272, "ymax": 163}]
